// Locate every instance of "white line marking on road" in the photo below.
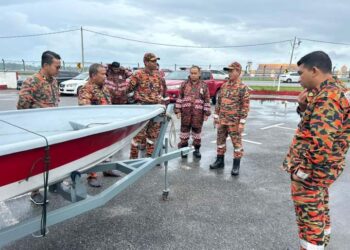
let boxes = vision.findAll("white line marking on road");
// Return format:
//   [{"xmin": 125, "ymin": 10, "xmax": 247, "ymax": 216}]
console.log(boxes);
[
  {"xmin": 277, "ymin": 126, "xmax": 296, "ymax": 131},
  {"xmin": 260, "ymin": 123, "xmax": 285, "ymax": 130},
  {"xmin": 0, "ymin": 201, "xmax": 19, "ymax": 227},
  {"xmin": 7, "ymin": 193, "xmax": 28, "ymax": 200},
  {"xmin": 243, "ymin": 139, "xmax": 262, "ymax": 145}
]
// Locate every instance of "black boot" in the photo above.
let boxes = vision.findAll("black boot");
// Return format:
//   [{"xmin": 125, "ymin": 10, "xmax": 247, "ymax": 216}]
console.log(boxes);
[
  {"xmin": 193, "ymin": 147, "xmax": 201, "ymax": 159},
  {"xmin": 178, "ymin": 143, "xmax": 188, "ymax": 158},
  {"xmin": 231, "ymin": 158, "xmax": 241, "ymax": 176},
  {"xmin": 209, "ymin": 155, "xmax": 224, "ymax": 169}
]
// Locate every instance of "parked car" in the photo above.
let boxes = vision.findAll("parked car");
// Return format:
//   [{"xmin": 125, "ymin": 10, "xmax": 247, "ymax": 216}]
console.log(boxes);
[
  {"xmin": 279, "ymin": 72, "xmax": 300, "ymax": 83},
  {"xmin": 165, "ymin": 70, "xmax": 226, "ymax": 104},
  {"xmin": 56, "ymin": 70, "xmax": 80, "ymax": 84},
  {"xmin": 210, "ymin": 70, "xmax": 228, "ymax": 80},
  {"xmin": 59, "ymin": 72, "xmax": 89, "ymax": 95},
  {"xmin": 16, "ymin": 71, "xmax": 79, "ymax": 90}
]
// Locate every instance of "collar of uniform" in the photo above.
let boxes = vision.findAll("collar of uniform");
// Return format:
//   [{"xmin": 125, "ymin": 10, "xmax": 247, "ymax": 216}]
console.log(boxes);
[
  {"xmin": 188, "ymin": 78, "xmax": 200, "ymax": 85},
  {"xmin": 88, "ymin": 80, "xmax": 104, "ymax": 89},
  {"xmin": 227, "ymin": 79, "xmax": 241, "ymax": 85},
  {"xmin": 38, "ymin": 70, "xmax": 54, "ymax": 82},
  {"xmin": 144, "ymin": 68, "xmax": 154, "ymax": 75},
  {"xmin": 311, "ymin": 77, "xmax": 335, "ymax": 95}
]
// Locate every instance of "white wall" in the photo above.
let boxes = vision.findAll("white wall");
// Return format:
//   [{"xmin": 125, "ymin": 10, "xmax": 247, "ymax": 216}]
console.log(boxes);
[{"xmin": 0, "ymin": 72, "xmax": 17, "ymax": 88}]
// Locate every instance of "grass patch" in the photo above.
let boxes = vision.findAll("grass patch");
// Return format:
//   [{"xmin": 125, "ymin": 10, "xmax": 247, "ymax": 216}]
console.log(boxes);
[
  {"xmin": 242, "ymin": 77, "xmax": 275, "ymax": 81},
  {"xmin": 249, "ymin": 85, "xmax": 303, "ymax": 91}
]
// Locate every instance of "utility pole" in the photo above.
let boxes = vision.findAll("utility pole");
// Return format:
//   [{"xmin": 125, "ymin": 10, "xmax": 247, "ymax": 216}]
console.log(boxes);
[
  {"xmin": 80, "ymin": 26, "xmax": 85, "ymax": 72},
  {"xmin": 289, "ymin": 36, "xmax": 297, "ymax": 70}
]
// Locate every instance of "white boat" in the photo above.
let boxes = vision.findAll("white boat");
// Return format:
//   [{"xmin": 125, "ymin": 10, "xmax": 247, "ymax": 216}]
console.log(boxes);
[{"xmin": 0, "ymin": 105, "xmax": 165, "ymax": 202}]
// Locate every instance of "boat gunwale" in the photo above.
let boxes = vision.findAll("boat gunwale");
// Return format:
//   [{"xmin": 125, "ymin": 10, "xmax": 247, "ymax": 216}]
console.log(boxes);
[{"xmin": 0, "ymin": 105, "xmax": 165, "ymax": 156}]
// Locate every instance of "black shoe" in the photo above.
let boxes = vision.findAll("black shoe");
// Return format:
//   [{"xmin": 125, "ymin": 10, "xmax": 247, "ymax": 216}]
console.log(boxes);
[
  {"xmin": 30, "ymin": 192, "xmax": 49, "ymax": 205},
  {"xmin": 231, "ymin": 158, "xmax": 241, "ymax": 176},
  {"xmin": 209, "ymin": 155, "xmax": 224, "ymax": 169},
  {"xmin": 193, "ymin": 148, "xmax": 201, "ymax": 159},
  {"xmin": 87, "ymin": 177, "xmax": 102, "ymax": 188},
  {"xmin": 179, "ymin": 144, "xmax": 188, "ymax": 158},
  {"xmin": 103, "ymin": 170, "xmax": 121, "ymax": 177}
]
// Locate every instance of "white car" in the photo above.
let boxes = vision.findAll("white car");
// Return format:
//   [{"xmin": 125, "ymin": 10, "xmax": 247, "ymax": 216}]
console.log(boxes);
[
  {"xmin": 210, "ymin": 70, "xmax": 228, "ymax": 80},
  {"xmin": 279, "ymin": 72, "xmax": 300, "ymax": 83},
  {"xmin": 59, "ymin": 72, "xmax": 89, "ymax": 95}
]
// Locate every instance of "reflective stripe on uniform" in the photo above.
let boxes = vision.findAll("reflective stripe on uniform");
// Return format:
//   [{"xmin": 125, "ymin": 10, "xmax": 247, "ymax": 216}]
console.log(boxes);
[
  {"xmin": 324, "ymin": 228, "xmax": 331, "ymax": 235},
  {"xmin": 180, "ymin": 132, "xmax": 190, "ymax": 139},
  {"xmin": 191, "ymin": 132, "xmax": 201, "ymax": 140},
  {"xmin": 296, "ymin": 169, "xmax": 309, "ymax": 180},
  {"xmin": 300, "ymin": 238, "xmax": 324, "ymax": 250},
  {"xmin": 146, "ymin": 138, "xmax": 154, "ymax": 145}
]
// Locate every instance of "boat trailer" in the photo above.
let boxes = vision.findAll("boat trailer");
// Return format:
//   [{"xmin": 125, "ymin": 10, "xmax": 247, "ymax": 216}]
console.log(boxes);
[{"xmin": 0, "ymin": 105, "xmax": 191, "ymax": 247}]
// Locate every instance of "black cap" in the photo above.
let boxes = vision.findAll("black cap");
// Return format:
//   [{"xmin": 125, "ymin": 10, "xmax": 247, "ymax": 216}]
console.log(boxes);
[{"xmin": 111, "ymin": 62, "xmax": 120, "ymax": 68}]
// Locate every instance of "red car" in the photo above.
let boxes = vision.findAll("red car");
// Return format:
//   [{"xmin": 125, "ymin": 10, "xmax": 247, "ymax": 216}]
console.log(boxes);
[{"xmin": 165, "ymin": 70, "xmax": 227, "ymax": 104}]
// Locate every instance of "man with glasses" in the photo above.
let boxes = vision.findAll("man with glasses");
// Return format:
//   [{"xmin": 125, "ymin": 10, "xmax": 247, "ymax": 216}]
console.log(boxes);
[
  {"xmin": 282, "ymin": 51, "xmax": 350, "ymax": 249},
  {"xmin": 209, "ymin": 62, "xmax": 250, "ymax": 176},
  {"xmin": 17, "ymin": 50, "xmax": 61, "ymax": 205},
  {"xmin": 127, "ymin": 53, "xmax": 166, "ymax": 159}
]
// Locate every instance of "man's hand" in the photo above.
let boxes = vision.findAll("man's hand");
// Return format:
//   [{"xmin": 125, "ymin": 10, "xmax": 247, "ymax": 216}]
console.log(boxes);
[
  {"xmin": 297, "ymin": 89, "xmax": 308, "ymax": 112},
  {"xmin": 176, "ymin": 113, "xmax": 181, "ymax": 119}
]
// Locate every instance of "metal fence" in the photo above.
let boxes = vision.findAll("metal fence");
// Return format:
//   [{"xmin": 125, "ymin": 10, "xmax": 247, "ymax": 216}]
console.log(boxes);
[{"xmin": 2, "ymin": 59, "xmax": 350, "ymax": 81}]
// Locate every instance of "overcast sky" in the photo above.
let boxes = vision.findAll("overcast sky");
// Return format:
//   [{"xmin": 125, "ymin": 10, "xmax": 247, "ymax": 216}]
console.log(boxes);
[{"xmin": 0, "ymin": 0, "xmax": 349, "ymax": 69}]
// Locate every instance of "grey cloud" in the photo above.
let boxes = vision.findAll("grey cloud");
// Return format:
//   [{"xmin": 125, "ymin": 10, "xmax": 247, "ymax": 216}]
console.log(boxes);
[{"xmin": 0, "ymin": 0, "xmax": 350, "ymax": 67}]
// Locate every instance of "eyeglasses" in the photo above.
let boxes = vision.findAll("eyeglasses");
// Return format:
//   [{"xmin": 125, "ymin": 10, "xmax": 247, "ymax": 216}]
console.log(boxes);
[{"xmin": 148, "ymin": 60, "xmax": 157, "ymax": 63}]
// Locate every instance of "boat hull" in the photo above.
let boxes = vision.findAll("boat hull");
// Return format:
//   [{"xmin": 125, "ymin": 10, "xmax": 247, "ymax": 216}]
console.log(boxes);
[
  {"xmin": 0, "ymin": 121, "xmax": 147, "ymax": 201},
  {"xmin": 0, "ymin": 105, "xmax": 165, "ymax": 201}
]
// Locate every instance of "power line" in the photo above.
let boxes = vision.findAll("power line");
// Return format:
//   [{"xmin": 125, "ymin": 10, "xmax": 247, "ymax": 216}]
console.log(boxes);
[
  {"xmin": 83, "ymin": 28, "xmax": 292, "ymax": 48},
  {"xmin": 0, "ymin": 28, "xmax": 80, "ymax": 39},
  {"xmin": 299, "ymin": 38, "xmax": 350, "ymax": 46}
]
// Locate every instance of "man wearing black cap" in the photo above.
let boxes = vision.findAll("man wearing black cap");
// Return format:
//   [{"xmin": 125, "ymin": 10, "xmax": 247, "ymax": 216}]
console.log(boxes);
[
  {"xmin": 105, "ymin": 61, "xmax": 131, "ymax": 104},
  {"xmin": 127, "ymin": 53, "xmax": 167, "ymax": 158}
]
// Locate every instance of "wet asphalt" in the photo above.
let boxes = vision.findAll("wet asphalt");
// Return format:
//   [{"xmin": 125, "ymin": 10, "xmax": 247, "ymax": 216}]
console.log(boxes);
[{"xmin": 0, "ymin": 90, "xmax": 349, "ymax": 250}]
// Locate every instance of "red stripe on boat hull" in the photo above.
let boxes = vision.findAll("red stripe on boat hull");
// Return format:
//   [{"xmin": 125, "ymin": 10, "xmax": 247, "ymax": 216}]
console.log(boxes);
[{"xmin": 0, "ymin": 122, "xmax": 145, "ymax": 187}]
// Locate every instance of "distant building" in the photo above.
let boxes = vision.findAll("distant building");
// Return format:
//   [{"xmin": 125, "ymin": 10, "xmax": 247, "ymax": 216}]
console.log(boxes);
[
  {"xmin": 339, "ymin": 65, "xmax": 348, "ymax": 77},
  {"xmin": 256, "ymin": 64, "xmax": 298, "ymax": 75}
]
